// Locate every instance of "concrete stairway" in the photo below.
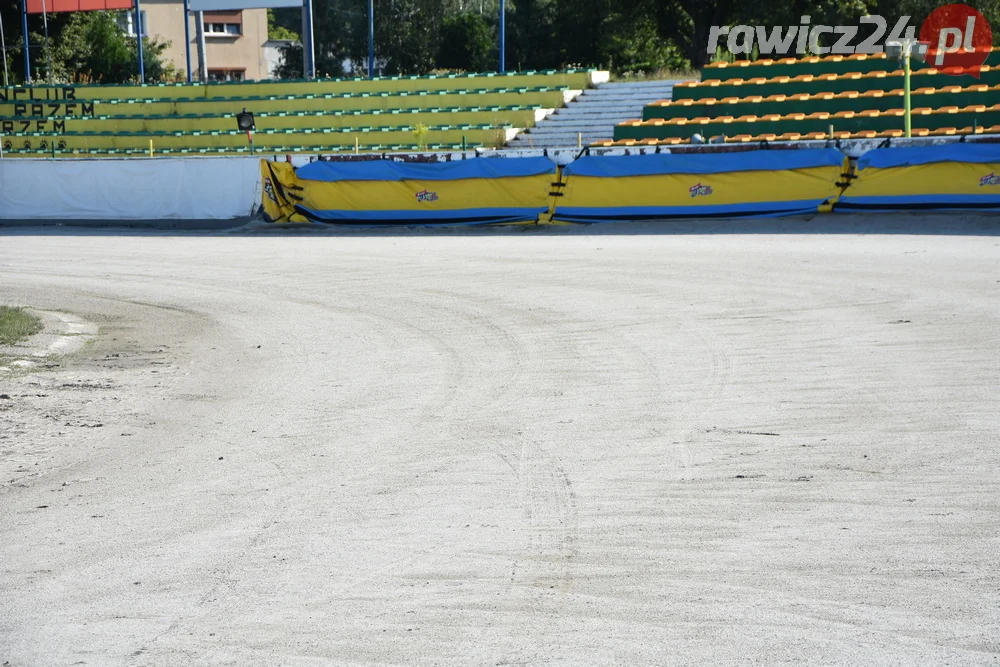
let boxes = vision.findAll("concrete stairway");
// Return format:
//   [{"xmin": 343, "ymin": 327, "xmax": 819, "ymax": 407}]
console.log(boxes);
[{"xmin": 508, "ymin": 79, "xmax": 681, "ymax": 149}]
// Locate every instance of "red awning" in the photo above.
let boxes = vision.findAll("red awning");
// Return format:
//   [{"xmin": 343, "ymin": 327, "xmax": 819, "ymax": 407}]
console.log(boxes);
[{"xmin": 26, "ymin": 0, "xmax": 133, "ymax": 13}]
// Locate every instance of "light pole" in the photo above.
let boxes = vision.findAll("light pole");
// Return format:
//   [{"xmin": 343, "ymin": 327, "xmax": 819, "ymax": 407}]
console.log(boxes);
[
  {"xmin": 886, "ymin": 39, "xmax": 928, "ymax": 139},
  {"xmin": 367, "ymin": 0, "xmax": 374, "ymax": 79},
  {"xmin": 499, "ymin": 0, "xmax": 505, "ymax": 73},
  {"xmin": 0, "ymin": 6, "xmax": 9, "ymax": 87}
]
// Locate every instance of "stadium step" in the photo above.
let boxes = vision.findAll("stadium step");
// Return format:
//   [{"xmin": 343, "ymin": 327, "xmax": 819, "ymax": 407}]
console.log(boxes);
[{"xmin": 507, "ymin": 80, "xmax": 681, "ymax": 148}]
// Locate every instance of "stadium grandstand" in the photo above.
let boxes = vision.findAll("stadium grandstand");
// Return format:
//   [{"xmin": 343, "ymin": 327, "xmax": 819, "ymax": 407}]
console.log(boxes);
[
  {"xmin": 594, "ymin": 50, "xmax": 1000, "ymax": 147},
  {"xmin": 0, "ymin": 70, "xmax": 598, "ymax": 156}
]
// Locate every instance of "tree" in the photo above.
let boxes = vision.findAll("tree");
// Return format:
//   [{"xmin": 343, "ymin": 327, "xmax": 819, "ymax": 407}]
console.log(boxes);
[
  {"xmin": 267, "ymin": 8, "xmax": 299, "ymax": 41},
  {"xmin": 360, "ymin": 0, "xmax": 447, "ymax": 75},
  {"xmin": 437, "ymin": 12, "xmax": 492, "ymax": 71}
]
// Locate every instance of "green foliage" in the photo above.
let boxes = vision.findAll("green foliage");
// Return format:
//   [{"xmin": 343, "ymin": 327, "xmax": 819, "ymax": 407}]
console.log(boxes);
[
  {"xmin": 10, "ymin": 9, "xmax": 168, "ymax": 83},
  {"xmin": 413, "ymin": 122, "xmax": 429, "ymax": 149},
  {"xmin": 367, "ymin": 0, "xmax": 446, "ymax": 75},
  {"xmin": 267, "ymin": 8, "xmax": 299, "ymax": 41},
  {"xmin": 437, "ymin": 12, "xmax": 493, "ymax": 72},
  {"xmin": 7, "ymin": 0, "xmax": 999, "ymax": 83}
]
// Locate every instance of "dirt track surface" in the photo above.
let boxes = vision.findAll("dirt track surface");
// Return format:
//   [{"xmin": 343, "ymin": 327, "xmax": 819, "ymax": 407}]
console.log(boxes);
[{"xmin": 1, "ymin": 221, "xmax": 999, "ymax": 665}]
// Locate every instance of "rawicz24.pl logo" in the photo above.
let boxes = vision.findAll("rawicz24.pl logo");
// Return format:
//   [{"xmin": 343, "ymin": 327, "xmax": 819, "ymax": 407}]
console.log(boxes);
[{"xmin": 708, "ymin": 3, "xmax": 993, "ymax": 74}]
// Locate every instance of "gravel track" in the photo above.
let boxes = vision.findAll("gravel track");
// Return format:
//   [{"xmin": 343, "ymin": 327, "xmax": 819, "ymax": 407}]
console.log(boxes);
[{"xmin": 1, "ymin": 219, "xmax": 998, "ymax": 665}]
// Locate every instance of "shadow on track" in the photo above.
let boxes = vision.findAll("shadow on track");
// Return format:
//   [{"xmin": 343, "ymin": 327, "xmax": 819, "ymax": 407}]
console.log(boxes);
[{"xmin": 2, "ymin": 213, "xmax": 999, "ymax": 237}]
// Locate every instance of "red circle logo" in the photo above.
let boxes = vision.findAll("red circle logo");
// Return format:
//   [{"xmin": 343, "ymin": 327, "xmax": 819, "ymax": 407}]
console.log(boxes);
[{"xmin": 920, "ymin": 4, "xmax": 992, "ymax": 77}]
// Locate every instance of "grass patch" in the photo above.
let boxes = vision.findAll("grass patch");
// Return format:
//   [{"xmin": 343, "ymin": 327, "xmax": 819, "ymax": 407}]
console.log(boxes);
[
  {"xmin": 0, "ymin": 307, "xmax": 43, "ymax": 345},
  {"xmin": 611, "ymin": 67, "xmax": 700, "ymax": 83}
]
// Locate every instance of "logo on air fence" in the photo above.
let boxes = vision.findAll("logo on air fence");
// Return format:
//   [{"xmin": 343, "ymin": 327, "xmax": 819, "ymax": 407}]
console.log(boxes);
[
  {"xmin": 415, "ymin": 189, "xmax": 439, "ymax": 203},
  {"xmin": 689, "ymin": 183, "xmax": 714, "ymax": 198},
  {"xmin": 979, "ymin": 172, "xmax": 1000, "ymax": 187}
]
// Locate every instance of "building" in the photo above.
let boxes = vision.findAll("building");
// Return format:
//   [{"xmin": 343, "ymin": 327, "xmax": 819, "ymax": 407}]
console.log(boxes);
[{"xmin": 137, "ymin": 0, "xmax": 276, "ymax": 81}]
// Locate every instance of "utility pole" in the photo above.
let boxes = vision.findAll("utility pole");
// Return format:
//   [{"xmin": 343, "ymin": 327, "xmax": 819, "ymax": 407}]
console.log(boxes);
[
  {"xmin": 196, "ymin": 10, "xmax": 207, "ymax": 81},
  {"xmin": 1, "ymin": 7, "xmax": 10, "ymax": 87},
  {"xmin": 367, "ymin": 0, "xmax": 374, "ymax": 79},
  {"xmin": 183, "ymin": 0, "xmax": 192, "ymax": 82}
]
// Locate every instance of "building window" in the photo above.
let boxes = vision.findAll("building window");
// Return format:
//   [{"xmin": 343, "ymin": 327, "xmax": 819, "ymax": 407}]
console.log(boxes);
[
  {"xmin": 205, "ymin": 22, "xmax": 242, "ymax": 36},
  {"xmin": 203, "ymin": 12, "xmax": 242, "ymax": 37},
  {"xmin": 117, "ymin": 10, "xmax": 146, "ymax": 38},
  {"xmin": 208, "ymin": 69, "xmax": 245, "ymax": 82}
]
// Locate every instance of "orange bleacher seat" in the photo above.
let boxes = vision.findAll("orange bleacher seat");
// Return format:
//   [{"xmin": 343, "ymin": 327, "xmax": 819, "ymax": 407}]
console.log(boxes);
[
  {"xmin": 878, "ymin": 129, "xmax": 905, "ymax": 137},
  {"xmin": 832, "ymin": 111, "xmax": 857, "ymax": 119},
  {"xmin": 729, "ymin": 134, "xmax": 755, "ymax": 142}
]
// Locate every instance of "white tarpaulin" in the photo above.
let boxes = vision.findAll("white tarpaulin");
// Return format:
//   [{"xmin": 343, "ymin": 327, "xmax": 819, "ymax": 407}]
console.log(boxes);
[{"xmin": 0, "ymin": 157, "xmax": 261, "ymax": 220}]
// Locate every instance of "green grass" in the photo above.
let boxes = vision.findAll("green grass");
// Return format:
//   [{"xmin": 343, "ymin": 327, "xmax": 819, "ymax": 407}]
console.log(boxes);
[
  {"xmin": 0, "ymin": 307, "xmax": 43, "ymax": 345},
  {"xmin": 611, "ymin": 67, "xmax": 700, "ymax": 83}
]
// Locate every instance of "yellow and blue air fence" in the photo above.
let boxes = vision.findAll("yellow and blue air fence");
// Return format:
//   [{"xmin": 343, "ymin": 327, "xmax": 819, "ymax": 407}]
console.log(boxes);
[
  {"xmin": 836, "ymin": 143, "xmax": 1000, "ymax": 211},
  {"xmin": 261, "ymin": 156, "xmax": 557, "ymax": 225},
  {"xmin": 551, "ymin": 149, "xmax": 848, "ymax": 222}
]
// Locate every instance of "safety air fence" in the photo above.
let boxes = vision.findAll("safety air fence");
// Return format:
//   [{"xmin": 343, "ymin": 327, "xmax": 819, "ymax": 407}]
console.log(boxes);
[{"xmin": 1, "ymin": 141, "xmax": 999, "ymax": 222}]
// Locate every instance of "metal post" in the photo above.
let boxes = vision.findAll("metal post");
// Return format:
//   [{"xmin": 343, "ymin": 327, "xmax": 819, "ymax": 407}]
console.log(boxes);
[
  {"xmin": 183, "ymin": 0, "xmax": 192, "ymax": 83},
  {"xmin": 367, "ymin": 0, "xmax": 374, "ymax": 79},
  {"xmin": 303, "ymin": 0, "xmax": 315, "ymax": 78},
  {"xmin": 20, "ymin": 0, "xmax": 29, "ymax": 83},
  {"xmin": 195, "ymin": 10, "xmax": 207, "ymax": 81},
  {"xmin": 498, "ymin": 0, "xmax": 505, "ymax": 72},
  {"xmin": 903, "ymin": 48, "xmax": 911, "ymax": 139},
  {"xmin": 1, "ymin": 7, "xmax": 10, "ymax": 87},
  {"xmin": 40, "ymin": 0, "xmax": 52, "ymax": 82},
  {"xmin": 135, "ymin": 0, "xmax": 145, "ymax": 83}
]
